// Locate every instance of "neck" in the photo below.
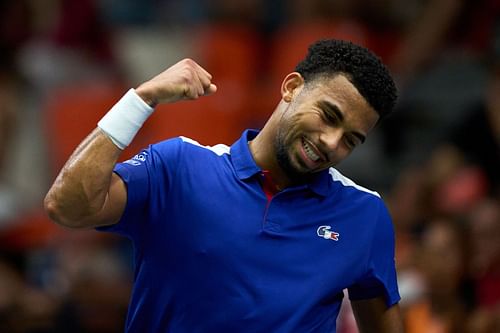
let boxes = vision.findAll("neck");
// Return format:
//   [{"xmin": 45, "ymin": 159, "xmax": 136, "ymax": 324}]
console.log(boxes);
[{"xmin": 249, "ymin": 104, "xmax": 292, "ymax": 189}]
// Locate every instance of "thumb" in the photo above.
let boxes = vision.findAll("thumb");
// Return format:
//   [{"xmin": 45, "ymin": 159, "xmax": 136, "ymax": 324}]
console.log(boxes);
[{"xmin": 204, "ymin": 83, "xmax": 217, "ymax": 96}]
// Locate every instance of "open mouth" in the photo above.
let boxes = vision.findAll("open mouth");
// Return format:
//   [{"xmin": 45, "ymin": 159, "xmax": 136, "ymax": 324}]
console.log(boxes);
[{"xmin": 302, "ymin": 138, "xmax": 321, "ymax": 162}]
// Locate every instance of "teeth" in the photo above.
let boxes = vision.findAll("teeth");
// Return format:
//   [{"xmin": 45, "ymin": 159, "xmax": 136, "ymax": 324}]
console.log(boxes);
[{"xmin": 303, "ymin": 140, "xmax": 320, "ymax": 162}]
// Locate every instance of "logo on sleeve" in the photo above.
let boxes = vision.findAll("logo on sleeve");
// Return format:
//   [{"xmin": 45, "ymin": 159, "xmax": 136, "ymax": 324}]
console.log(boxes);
[
  {"xmin": 124, "ymin": 152, "xmax": 148, "ymax": 166},
  {"xmin": 317, "ymin": 226, "xmax": 339, "ymax": 241}
]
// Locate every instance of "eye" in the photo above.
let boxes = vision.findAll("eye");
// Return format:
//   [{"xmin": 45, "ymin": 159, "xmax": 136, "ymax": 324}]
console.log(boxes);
[
  {"xmin": 322, "ymin": 111, "xmax": 338, "ymax": 125},
  {"xmin": 343, "ymin": 136, "xmax": 359, "ymax": 149}
]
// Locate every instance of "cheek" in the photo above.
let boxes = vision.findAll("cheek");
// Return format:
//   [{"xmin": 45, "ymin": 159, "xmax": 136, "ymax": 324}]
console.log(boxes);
[
  {"xmin": 302, "ymin": 111, "xmax": 324, "ymax": 129},
  {"xmin": 283, "ymin": 101, "xmax": 321, "ymax": 125},
  {"xmin": 278, "ymin": 113, "xmax": 306, "ymax": 141}
]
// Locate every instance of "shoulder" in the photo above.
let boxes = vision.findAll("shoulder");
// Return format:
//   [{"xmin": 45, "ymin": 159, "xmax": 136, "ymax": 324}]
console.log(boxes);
[
  {"xmin": 145, "ymin": 137, "xmax": 232, "ymax": 177},
  {"xmin": 327, "ymin": 167, "xmax": 391, "ymax": 222},
  {"xmin": 145, "ymin": 136, "xmax": 231, "ymax": 160},
  {"xmin": 177, "ymin": 136, "xmax": 230, "ymax": 156},
  {"xmin": 328, "ymin": 167, "xmax": 382, "ymax": 199},
  {"xmin": 120, "ymin": 137, "xmax": 231, "ymax": 172}
]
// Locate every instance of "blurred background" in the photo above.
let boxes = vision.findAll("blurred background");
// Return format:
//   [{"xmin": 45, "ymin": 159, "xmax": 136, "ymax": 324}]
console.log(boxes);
[{"xmin": 0, "ymin": 0, "xmax": 498, "ymax": 332}]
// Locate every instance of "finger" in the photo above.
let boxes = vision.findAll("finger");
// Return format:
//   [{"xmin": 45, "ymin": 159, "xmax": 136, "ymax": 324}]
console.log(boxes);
[
  {"xmin": 192, "ymin": 64, "xmax": 213, "ymax": 89},
  {"xmin": 184, "ymin": 86, "xmax": 200, "ymax": 99},
  {"xmin": 185, "ymin": 67, "xmax": 204, "ymax": 98},
  {"xmin": 192, "ymin": 64, "xmax": 212, "ymax": 90},
  {"xmin": 198, "ymin": 73, "xmax": 212, "ymax": 91},
  {"xmin": 189, "ymin": 84, "xmax": 203, "ymax": 99},
  {"xmin": 204, "ymin": 83, "xmax": 217, "ymax": 96},
  {"xmin": 194, "ymin": 76, "xmax": 205, "ymax": 96},
  {"xmin": 181, "ymin": 74, "xmax": 201, "ymax": 99},
  {"xmin": 195, "ymin": 63, "xmax": 213, "ymax": 80}
]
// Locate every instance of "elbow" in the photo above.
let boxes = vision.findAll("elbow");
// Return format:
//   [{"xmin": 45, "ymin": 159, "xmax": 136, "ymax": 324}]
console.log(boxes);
[
  {"xmin": 44, "ymin": 194, "xmax": 88, "ymax": 229},
  {"xmin": 43, "ymin": 195, "xmax": 63, "ymax": 225}
]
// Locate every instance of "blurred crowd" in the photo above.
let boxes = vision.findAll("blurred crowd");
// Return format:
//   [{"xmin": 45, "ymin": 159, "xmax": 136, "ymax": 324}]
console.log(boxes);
[{"xmin": 0, "ymin": 0, "xmax": 498, "ymax": 332}]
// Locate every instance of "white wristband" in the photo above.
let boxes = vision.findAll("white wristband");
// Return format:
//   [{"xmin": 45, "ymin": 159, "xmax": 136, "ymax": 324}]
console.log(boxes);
[{"xmin": 97, "ymin": 88, "xmax": 154, "ymax": 149}]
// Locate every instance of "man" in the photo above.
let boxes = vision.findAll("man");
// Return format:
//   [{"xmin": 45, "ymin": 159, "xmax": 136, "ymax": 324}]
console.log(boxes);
[{"xmin": 45, "ymin": 39, "xmax": 404, "ymax": 332}]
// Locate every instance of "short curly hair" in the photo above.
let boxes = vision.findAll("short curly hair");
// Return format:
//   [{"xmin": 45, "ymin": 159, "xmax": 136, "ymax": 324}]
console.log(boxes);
[{"xmin": 295, "ymin": 39, "xmax": 397, "ymax": 119}]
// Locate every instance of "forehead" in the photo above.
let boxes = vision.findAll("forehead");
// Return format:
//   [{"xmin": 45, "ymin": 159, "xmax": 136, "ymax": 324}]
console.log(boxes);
[
  {"xmin": 305, "ymin": 74, "xmax": 366, "ymax": 105},
  {"xmin": 303, "ymin": 74, "xmax": 379, "ymax": 130}
]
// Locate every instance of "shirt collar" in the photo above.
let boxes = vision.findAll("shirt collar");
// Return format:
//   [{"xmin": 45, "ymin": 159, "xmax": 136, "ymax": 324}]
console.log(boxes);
[
  {"xmin": 230, "ymin": 129, "xmax": 331, "ymax": 197},
  {"xmin": 230, "ymin": 129, "xmax": 262, "ymax": 180}
]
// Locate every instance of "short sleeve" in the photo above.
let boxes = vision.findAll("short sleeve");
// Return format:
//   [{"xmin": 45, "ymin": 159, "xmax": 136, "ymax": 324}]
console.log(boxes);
[
  {"xmin": 96, "ymin": 138, "xmax": 182, "ymax": 243},
  {"xmin": 348, "ymin": 201, "xmax": 401, "ymax": 307}
]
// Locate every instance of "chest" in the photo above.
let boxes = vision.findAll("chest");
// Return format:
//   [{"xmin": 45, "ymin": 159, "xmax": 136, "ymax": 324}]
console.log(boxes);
[{"xmin": 148, "ymin": 169, "xmax": 377, "ymax": 298}]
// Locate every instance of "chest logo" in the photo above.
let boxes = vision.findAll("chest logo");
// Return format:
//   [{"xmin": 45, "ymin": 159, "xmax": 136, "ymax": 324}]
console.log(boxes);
[{"xmin": 317, "ymin": 226, "xmax": 340, "ymax": 241}]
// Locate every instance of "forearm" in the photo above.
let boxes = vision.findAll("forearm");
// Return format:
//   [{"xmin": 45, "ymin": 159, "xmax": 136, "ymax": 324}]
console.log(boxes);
[
  {"xmin": 44, "ymin": 128, "xmax": 122, "ymax": 228},
  {"xmin": 45, "ymin": 58, "xmax": 216, "ymax": 228}
]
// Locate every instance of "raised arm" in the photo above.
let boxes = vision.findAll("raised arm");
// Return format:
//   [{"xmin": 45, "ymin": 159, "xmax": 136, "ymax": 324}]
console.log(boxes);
[{"xmin": 44, "ymin": 59, "xmax": 217, "ymax": 229}]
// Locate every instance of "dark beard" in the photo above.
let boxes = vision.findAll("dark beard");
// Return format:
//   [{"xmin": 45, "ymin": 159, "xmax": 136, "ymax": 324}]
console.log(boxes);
[{"xmin": 274, "ymin": 130, "xmax": 313, "ymax": 185}]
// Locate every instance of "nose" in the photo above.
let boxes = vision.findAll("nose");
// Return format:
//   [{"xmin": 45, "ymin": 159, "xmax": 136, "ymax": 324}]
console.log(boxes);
[{"xmin": 319, "ymin": 127, "xmax": 344, "ymax": 152}]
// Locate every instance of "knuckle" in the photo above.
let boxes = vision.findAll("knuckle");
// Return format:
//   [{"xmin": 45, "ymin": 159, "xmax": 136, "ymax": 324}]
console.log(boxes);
[
  {"xmin": 179, "ymin": 74, "xmax": 194, "ymax": 86},
  {"xmin": 181, "ymin": 74, "xmax": 190, "ymax": 83},
  {"xmin": 183, "ymin": 67, "xmax": 196, "ymax": 79},
  {"xmin": 183, "ymin": 58, "xmax": 195, "ymax": 66}
]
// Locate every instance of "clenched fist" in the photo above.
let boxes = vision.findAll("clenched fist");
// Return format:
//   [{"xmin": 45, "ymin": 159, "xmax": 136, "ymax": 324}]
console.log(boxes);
[{"xmin": 135, "ymin": 58, "xmax": 217, "ymax": 107}]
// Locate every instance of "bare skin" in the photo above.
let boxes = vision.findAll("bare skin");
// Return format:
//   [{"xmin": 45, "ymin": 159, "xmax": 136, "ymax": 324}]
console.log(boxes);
[
  {"xmin": 44, "ymin": 129, "xmax": 125, "ymax": 228},
  {"xmin": 44, "ymin": 58, "xmax": 404, "ymax": 332},
  {"xmin": 250, "ymin": 72, "xmax": 379, "ymax": 189},
  {"xmin": 352, "ymin": 298, "xmax": 404, "ymax": 333},
  {"xmin": 44, "ymin": 58, "xmax": 217, "ymax": 228},
  {"xmin": 253, "ymin": 73, "xmax": 404, "ymax": 332}
]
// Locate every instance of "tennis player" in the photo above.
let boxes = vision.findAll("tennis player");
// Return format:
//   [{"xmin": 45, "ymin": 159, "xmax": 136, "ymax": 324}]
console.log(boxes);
[{"xmin": 45, "ymin": 39, "xmax": 404, "ymax": 332}]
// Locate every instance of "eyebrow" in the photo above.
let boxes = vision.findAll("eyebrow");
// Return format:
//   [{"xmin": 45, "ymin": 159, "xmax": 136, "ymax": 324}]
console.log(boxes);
[{"xmin": 316, "ymin": 100, "xmax": 366, "ymax": 143}]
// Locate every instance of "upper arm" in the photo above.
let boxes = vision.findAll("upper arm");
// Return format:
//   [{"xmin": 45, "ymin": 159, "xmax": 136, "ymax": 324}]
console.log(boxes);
[
  {"xmin": 44, "ymin": 129, "xmax": 129, "ymax": 229},
  {"xmin": 90, "ymin": 172, "xmax": 128, "ymax": 228},
  {"xmin": 351, "ymin": 297, "xmax": 404, "ymax": 333},
  {"xmin": 57, "ymin": 172, "xmax": 128, "ymax": 229}
]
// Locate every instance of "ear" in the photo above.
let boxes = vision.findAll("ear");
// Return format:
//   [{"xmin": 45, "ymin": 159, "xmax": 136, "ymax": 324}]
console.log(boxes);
[{"xmin": 281, "ymin": 72, "xmax": 305, "ymax": 103}]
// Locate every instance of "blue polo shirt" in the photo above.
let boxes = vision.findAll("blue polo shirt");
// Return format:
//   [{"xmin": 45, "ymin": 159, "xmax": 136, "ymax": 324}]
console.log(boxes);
[{"xmin": 99, "ymin": 129, "xmax": 400, "ymax": 333}]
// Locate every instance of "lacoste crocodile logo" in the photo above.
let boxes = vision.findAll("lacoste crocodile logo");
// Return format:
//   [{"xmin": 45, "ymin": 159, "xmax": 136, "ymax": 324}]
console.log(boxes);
[{"xmin": 317, "ymin": 226, "xmax": 339, "ymax": 241}]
